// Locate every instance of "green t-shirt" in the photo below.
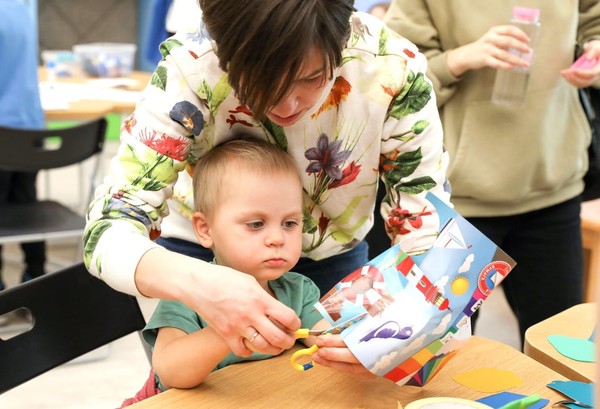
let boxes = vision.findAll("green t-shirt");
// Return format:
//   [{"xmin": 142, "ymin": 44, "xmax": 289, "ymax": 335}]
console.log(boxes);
[{"xmin": 143, "ymin": 271, "xmax": 322, "ymax": 390}]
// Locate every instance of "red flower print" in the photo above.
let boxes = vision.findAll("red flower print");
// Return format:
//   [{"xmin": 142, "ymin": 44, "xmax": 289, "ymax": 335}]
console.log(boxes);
[
  {"xmin": 318, "ymin": 213, "xmax": 330, "ymax": 236},
  {"xmin": 122, "ymin": 114, "xmax": 137, "ymax": 135},
  {"xmin": 138, "ymin": 128, "xmax": 191, "ymax": 161},
  {"xmin": 403, "ymin": 48, "xmax": 415, "ymax": 58},
  {"xmin": 381, "ymin": 84, "xmax": 400, "ymax": 98},
  {"xmin": 226, "ymin": 114, "xmax": 254, "ymax": 129},
  {"xmin": 311, "ymin": 76, "xmax": 352, "ymax": 118},
  {"xmin": 386, "ymin": 206, "xmax": 432, "ymax": 237},
  {"xmin": 229, "ymin": 105, "xmax": 253, "ymax": 116},
  {"xmin": 329, "ymin": 161, "xmax": 361, "ymax": 188}
]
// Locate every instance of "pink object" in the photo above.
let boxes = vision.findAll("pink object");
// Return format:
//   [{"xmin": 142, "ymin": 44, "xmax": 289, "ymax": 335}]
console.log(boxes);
[
  {"xmin": 119, "ymin": 369, "xmax": 162, "ymax": 408},
  {"xmin": 512, "ymin": 7, "xmax": 540, "ymax": 23},
  {"xmin": 571, "ymin": 54, "xmax": 598, "ymax": 70}
]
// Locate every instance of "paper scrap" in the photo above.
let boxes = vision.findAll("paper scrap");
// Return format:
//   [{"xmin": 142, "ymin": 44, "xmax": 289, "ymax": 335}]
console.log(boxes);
[
  {"xmin": 547, "ymin": 334, "xmax": 595, "ymax": 363},
  {"xmin": 453, "ymin": 368, "xmax": 522, "ymax": 393},
  {"xmin": 405, "ymin": 397, "xmax": 492, "ymax": 408},
  {"xmin": 546, "ymin": 380, "xmax": 594, "ymax": 408},
  {"xmin": 476, "ymin": 392, "xmax": 548, "ymax": 409}
]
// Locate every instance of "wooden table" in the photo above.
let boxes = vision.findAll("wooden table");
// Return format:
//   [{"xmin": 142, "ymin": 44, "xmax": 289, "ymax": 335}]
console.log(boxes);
[
  {"xmin": 39, "ymin": 68, "xmax": 152, "ymax": 121},
  {"xmin": 582, "ymin": 199, "xmax": 600, "ymax": 302},
  {"xmin": 130, "ymin": 336, "xmax": 567, "ymax": 408},
  {"xmin": 524, "ymin": 303, "xmax": 596, "ymax": 383}
]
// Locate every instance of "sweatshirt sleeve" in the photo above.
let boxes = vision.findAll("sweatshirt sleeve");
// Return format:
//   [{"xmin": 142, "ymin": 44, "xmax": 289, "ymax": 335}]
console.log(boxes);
[
  {"xmin": 384, "ymin": 0, "xmax": 460, "ymax": 107},
  {"xmin": 378, "ymin": 27, "xmax": 452, "ymax": 256},
  {"xmin": 83, "ymin": 35, "xmax": 208, "ymax": 295}
]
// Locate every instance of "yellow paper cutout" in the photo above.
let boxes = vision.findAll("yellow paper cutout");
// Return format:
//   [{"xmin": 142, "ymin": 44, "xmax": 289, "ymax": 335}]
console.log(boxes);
[
  {"xmin": 453, "ymin": 368, "xmax": 523, "ymax": 393},
  {"xmin": 405, "ymin": 397, "xmax": 492, "ymax": 408}
]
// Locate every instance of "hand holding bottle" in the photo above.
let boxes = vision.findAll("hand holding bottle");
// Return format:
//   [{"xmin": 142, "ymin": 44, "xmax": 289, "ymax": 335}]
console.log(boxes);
[{"xmin": 446, "ymin": 25, "xmax": 532, "ymax": 77}]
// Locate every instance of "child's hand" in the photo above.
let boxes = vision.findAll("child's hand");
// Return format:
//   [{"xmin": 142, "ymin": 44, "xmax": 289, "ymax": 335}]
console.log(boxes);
[{"xmin": 311, "ymin": 334, "xmax": 375, "ymax": 378}]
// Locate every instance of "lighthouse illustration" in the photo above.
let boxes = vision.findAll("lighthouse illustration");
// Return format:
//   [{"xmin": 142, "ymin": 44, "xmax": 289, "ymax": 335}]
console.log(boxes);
[
  {"xmin": 395, "ymin": 253, "xmax": 451, "ymax": 311},
  {"xmin": 393, "ymin": 216, "xmax": 472, "ymax": 311}
]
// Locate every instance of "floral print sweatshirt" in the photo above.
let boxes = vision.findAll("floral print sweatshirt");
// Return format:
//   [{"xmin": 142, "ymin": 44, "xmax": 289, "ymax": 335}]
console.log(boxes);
[{"xmin": 84, "ymin": 12, "xmax": 451, "ymax": 295}]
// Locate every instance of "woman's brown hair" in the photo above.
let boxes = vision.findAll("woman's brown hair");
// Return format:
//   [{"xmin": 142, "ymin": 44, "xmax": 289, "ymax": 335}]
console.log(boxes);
[{"xmin": 199, "ymin": 0, "xmax": 354, "ymax": 118}]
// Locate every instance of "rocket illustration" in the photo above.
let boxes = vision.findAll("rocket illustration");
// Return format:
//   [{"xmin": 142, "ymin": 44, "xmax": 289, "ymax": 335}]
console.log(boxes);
[{"xmin": 395, "ymin": 253, "xmax": 451, "ymax": 311}]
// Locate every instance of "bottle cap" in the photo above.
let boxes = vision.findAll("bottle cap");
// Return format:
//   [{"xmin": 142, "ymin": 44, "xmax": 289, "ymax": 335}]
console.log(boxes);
[{"xmin": 512, "ymin": 7, "xmax": 540, "ymax": 23}]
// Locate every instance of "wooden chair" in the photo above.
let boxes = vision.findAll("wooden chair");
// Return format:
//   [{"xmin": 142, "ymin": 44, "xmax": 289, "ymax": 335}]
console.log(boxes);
[{"xmin": 0, "ymin": 262, "xmax": 147, "ymax": 393}]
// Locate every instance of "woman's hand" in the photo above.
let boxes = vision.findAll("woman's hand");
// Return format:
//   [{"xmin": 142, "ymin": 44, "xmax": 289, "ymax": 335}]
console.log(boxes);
[
  {"xmin": 136, "ymin": 247, "xmax": 300, "ymax": 357},
  {"xmin": 311, "ymin": 334, "xmax": 375, "ymax": 377},
  {"xmin": 446, "ymin": 25, "xmax": 531, "ymax": 77},
  {"xmin": 561, "ymin": 40, "xmax": 600, "ymax": 88}
]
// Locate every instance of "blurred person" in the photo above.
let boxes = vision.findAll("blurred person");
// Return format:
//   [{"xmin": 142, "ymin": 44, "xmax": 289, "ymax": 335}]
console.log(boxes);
[
  {"xmin": 385, "ymin": 1, "xmax": 600, "ymax": 347},
  {"xmin": 0, "ymin": 0, "xmax": 47, "ymax": 292},
  {"xmin": 368, "ymin": 2, "xmax": 390, "ymax": 20},
  {"xmin": 84, "ymin": 0, "xmax": 451, "ymax": 360}
]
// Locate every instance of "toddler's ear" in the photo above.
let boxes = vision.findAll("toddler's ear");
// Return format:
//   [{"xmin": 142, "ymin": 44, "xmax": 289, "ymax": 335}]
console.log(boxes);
[{"xmin": 192, "ymin": 211, "xmax": 213, "ymax": 248}]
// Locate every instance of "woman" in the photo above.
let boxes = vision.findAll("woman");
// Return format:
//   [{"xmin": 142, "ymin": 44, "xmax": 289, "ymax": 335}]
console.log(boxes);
[{"xmin": 84, "ymin": 0, "xmax": 450, "ymax": 367}]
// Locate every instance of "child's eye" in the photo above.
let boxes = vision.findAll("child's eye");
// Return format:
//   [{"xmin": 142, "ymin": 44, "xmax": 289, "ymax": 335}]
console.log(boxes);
[
  {"xmin": 247, "ymin": 221, "xmax": 264, "ymax": 229},
  {"xmin": 283, "ymin": 220, "xmax": 299, "ymax": 229}
]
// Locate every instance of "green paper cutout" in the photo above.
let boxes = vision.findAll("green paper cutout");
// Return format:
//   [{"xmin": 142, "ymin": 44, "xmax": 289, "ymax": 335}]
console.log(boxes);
[{"xmin": 547, "ymin": 334, "xmax": 595, "ymax": 362}]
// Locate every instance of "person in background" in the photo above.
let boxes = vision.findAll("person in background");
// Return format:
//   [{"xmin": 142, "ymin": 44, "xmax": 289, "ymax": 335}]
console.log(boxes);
[
  {"xmin": 384, "ymin": 1, "xmax": 600, "ymax": 347},
  {"xmin": 368, "ymin": 2, "xmax": 390, "ymax": 20},
  {"xmin": 84, "ymin": 0, "xmax": 451, "ymax": 361},
  {"xmin": 144, "ymin": 0, "xmax": 202, "ymax": 66},
  {"xmin": 0, "ymin": 0, "xmax": 47, "ymax": 292},
  {"xmin": 119, "ymin": 138, "xmax": 370, "ymax": 407}
]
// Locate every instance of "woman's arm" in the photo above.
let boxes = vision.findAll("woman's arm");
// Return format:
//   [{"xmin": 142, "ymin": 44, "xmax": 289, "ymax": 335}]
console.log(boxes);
[{"xmin": 136, "ymin": 247, "xmax": 300, "ymax": 357}]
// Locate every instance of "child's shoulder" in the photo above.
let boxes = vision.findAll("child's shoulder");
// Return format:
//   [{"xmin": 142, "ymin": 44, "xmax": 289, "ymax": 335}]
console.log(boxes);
[{"xmin": 274, "ymin": 271, "xmax": 316, "ymax": 288}]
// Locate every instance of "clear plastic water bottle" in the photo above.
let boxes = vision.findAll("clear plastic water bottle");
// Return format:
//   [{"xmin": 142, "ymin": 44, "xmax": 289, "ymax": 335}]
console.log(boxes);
[{"xmin": 491, "ymin": 7, "xmax": 541, "ymax": 107}]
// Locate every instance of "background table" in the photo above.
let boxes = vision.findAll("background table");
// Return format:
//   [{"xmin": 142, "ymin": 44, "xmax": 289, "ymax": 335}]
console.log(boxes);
[
  {"xmin": 581, "ymin": 199, "xmax": 600, "ymax": 302},
  {"xmin": 39, "ymin": 68, "xmax": 151, "ymax": 121},
  {"xmin": 131, "ymin": 336, "xmax": 567, "ymax": 408},
  {"xmin": 524, "ymin": 303, "xmax": 596, "ymax": 383}
]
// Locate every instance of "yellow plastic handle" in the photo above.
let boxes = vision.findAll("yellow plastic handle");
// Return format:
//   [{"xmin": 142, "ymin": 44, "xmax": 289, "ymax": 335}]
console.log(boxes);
[
  {"xmin": 294, "ymin": 328, "xmax": 310, "ymax": 339},
  {"xmin": 290, "ymin": 344, "xmax": 319, "ymax": 371}
]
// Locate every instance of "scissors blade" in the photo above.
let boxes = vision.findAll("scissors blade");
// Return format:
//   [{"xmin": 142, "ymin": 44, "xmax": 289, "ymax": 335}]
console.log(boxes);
[{"xmin": 314, "ymin": 312, "xmax": 368, "ymax": 335}]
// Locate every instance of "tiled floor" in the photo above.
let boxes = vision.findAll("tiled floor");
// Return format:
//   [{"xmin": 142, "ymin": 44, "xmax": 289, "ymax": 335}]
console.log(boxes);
[{"xmin": 0, "ymin": 141, "xmax": 521, "ymax": 408}]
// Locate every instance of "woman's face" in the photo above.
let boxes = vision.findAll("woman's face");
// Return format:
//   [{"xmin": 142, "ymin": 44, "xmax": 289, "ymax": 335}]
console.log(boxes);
[{"xmin": 267, "ymin": 47, "xmax": 329, "ymax": 127}]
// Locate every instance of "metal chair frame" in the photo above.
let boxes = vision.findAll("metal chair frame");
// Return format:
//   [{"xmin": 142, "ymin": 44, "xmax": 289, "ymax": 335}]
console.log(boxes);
[
  {"xmin": 0, "ymin": 262, "xmax": 147, "ymax": 393},
  {"xmin": 0, "ymin": 118, "xmax": 107, "ymax": 261}
]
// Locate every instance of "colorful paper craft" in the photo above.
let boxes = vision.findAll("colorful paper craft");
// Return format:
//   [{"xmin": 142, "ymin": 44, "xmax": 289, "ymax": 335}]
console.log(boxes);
[
  {"xmin": 312, "ymin": 193, "xmax": 516, "ymax": 386},
  {"xmin": 476, "ymin": 392, "xmax": 549, "ymax": 409},
  {"xmin": 547, "ymin": 334, "xmax": 595, "ymax": 363},
  {"xmin": 453, "ymin": 368, "xmax": 523, "ymax": 393}
]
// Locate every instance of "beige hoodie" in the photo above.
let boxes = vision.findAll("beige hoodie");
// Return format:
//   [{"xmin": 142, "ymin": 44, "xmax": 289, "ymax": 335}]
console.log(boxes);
[{"xmin": 386, "ymin": 0, "xmax": 600, "ymax": 216}]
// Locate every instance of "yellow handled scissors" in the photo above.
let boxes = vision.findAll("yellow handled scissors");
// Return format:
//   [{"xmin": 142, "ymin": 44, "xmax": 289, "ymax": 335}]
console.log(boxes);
[{"xmin": 290, "ymin": 313, "xmax": 367, "ymax": 371}]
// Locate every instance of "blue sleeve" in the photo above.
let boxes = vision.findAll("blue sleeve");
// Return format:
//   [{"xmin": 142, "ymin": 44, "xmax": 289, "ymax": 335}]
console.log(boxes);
[{"xmin": 144, "ymin": 0, "xmax": 173, "ymax": 65}]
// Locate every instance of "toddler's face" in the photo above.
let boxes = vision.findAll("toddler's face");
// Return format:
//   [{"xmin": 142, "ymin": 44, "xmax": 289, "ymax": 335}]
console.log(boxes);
[{"xmin": 207, "ymin": 169, "xmax": 303, "ymax": 283}]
